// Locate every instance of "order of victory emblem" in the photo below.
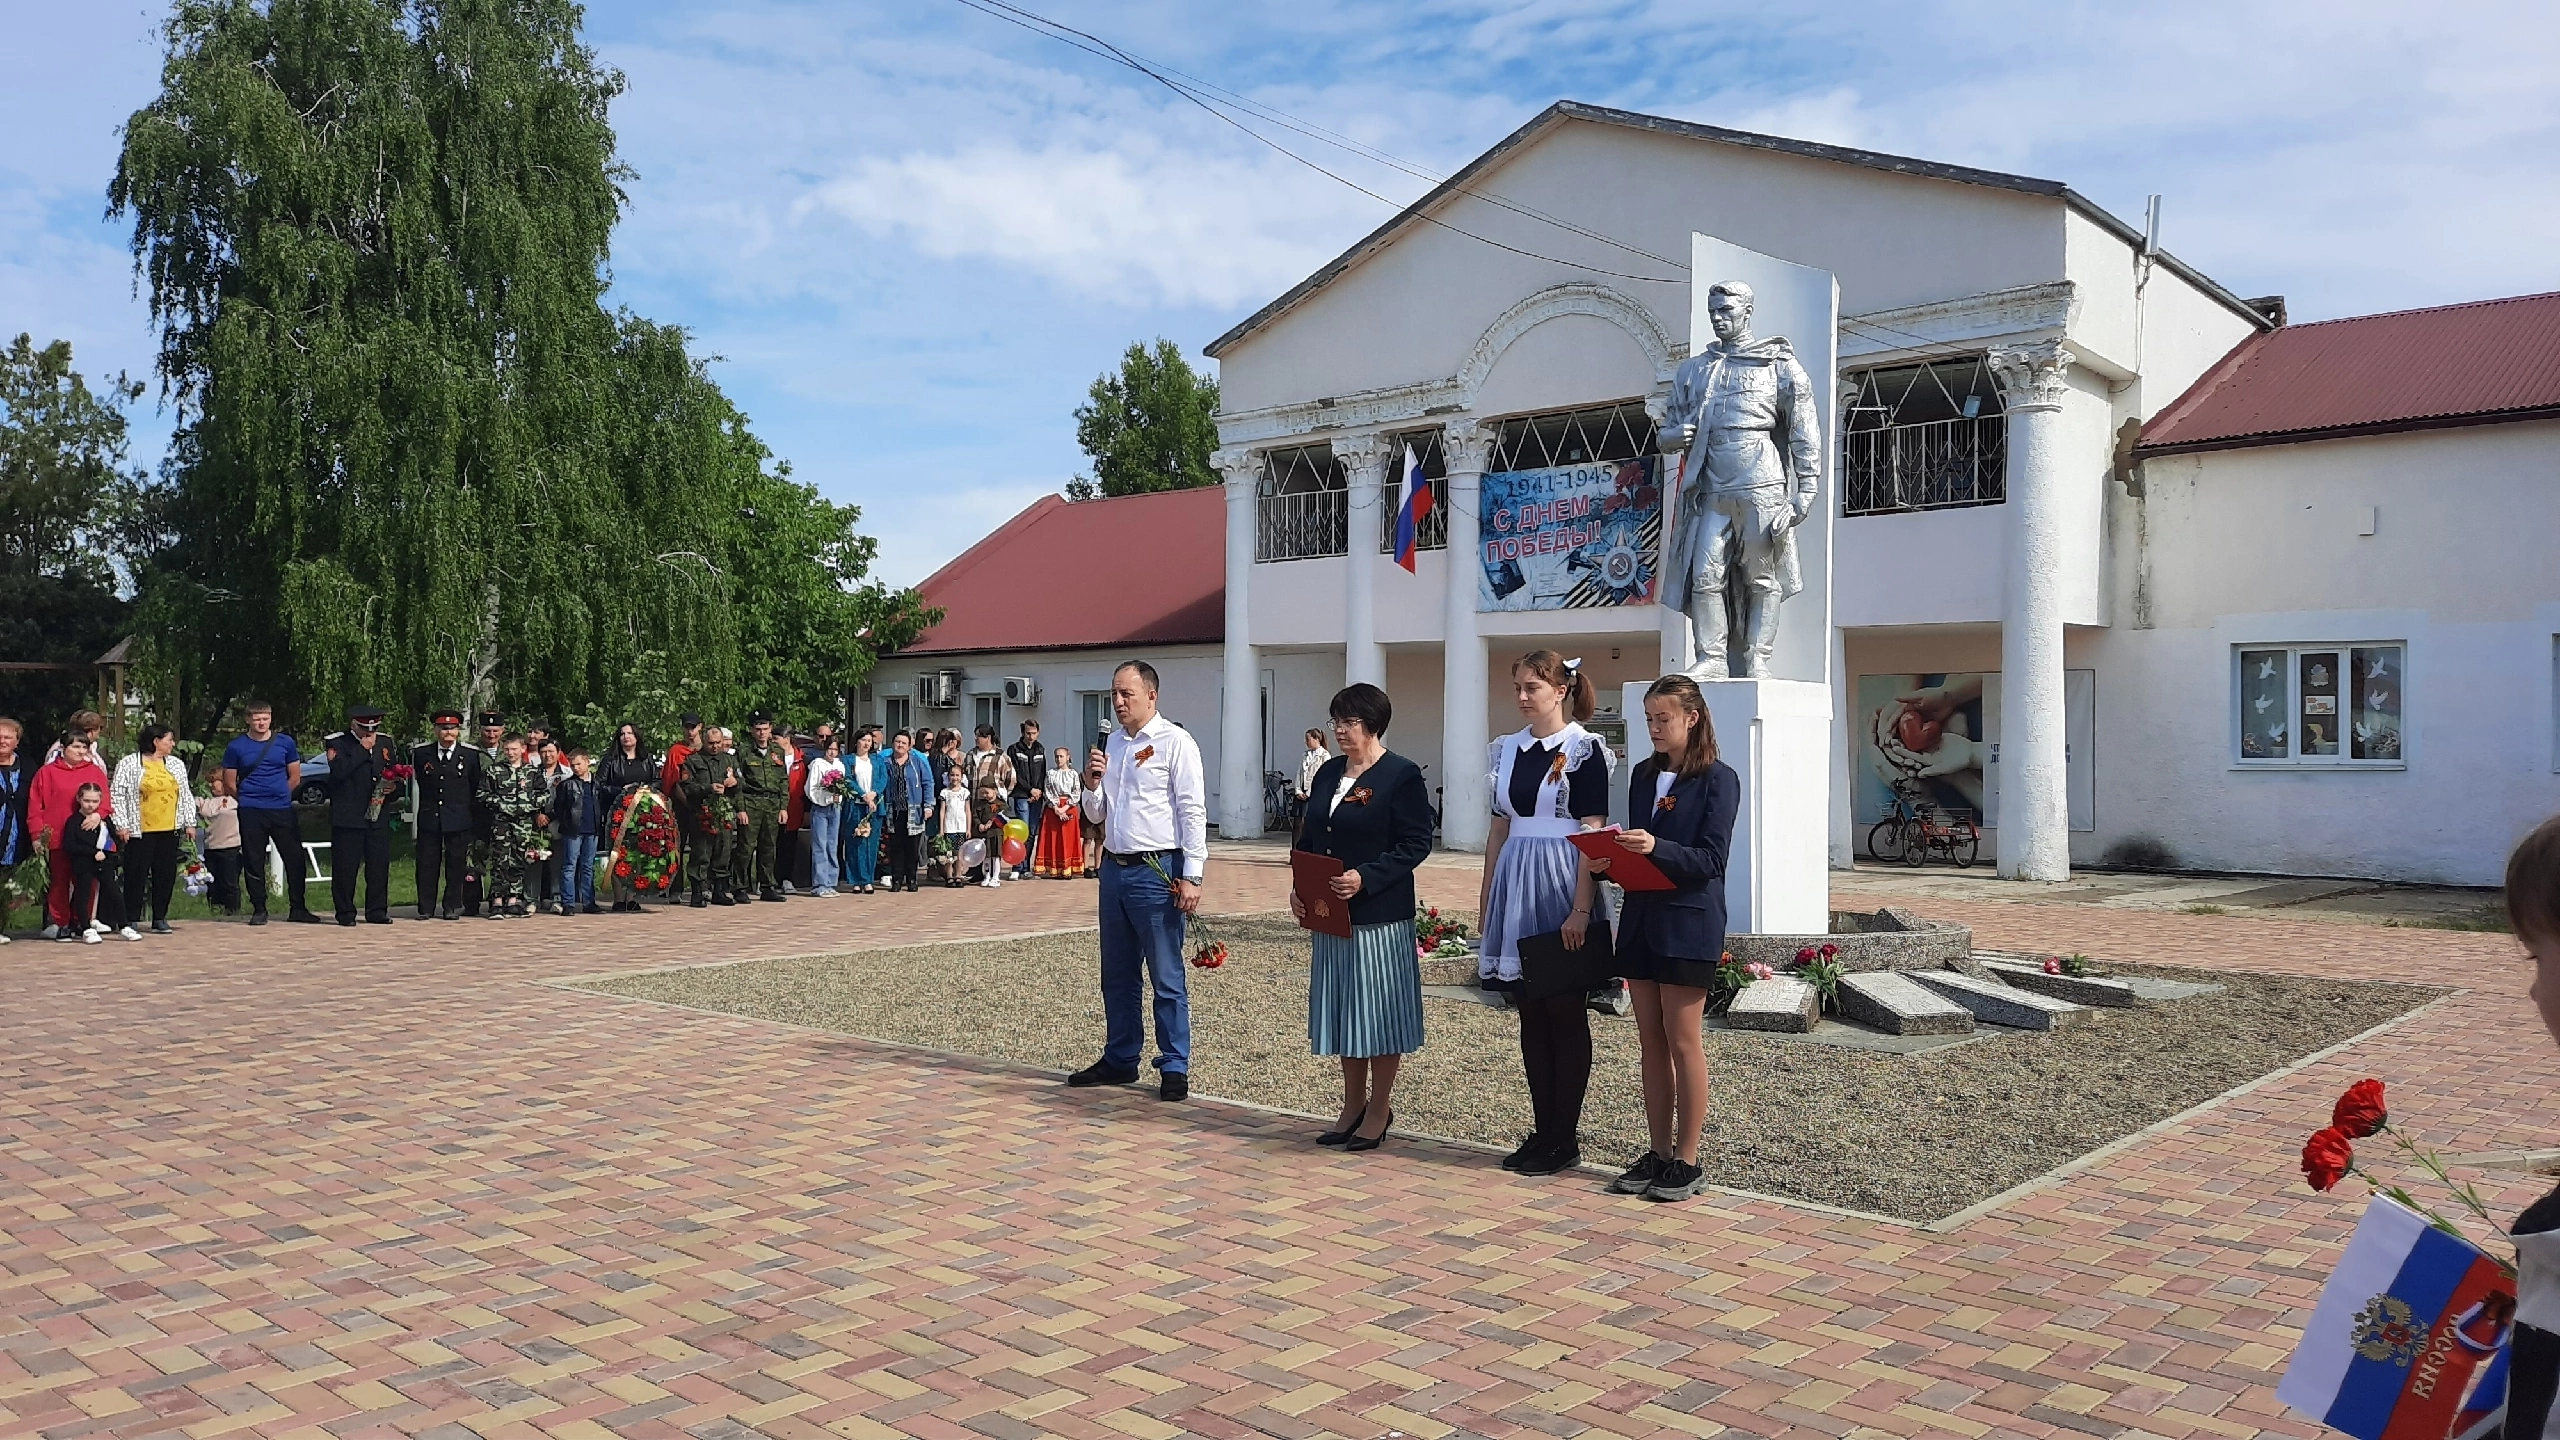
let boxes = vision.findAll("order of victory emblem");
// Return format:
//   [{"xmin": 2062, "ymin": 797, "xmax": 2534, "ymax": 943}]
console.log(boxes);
[{"xmin": 2349, "ymin": 1294, "xmax": 2424, "ymax": 1366}]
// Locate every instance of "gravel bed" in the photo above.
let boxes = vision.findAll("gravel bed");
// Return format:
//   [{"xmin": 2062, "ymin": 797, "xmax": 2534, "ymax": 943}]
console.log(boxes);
[{"xmin": 571, "ymin": 912, "xmax": 2444, "ymax": 1222}]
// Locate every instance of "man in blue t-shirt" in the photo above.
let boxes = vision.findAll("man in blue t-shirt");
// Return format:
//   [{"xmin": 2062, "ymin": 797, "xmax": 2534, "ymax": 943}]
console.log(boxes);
[{"xmin": 220, "ymin": 701, "xmax": 319, "ymax": 926}]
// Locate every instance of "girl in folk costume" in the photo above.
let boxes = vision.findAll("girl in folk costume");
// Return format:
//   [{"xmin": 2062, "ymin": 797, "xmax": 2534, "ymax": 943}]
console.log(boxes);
[{"xmin": 1477, "ymin": 649, "xmax": 1615, "ymax": 1177}]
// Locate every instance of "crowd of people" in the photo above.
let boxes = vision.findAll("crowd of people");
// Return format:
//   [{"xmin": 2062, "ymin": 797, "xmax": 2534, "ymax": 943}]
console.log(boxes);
[{"xmin": 0, "ymin": 702, "xmax": 1109, "ymax": 940}]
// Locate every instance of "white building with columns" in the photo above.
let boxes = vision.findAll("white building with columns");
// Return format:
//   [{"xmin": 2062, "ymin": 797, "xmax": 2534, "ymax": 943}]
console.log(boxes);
[
  {"xmin": 1203, "ymin": 101, "xmax": 2268, "ymax": 878},
  {"xmin": 898, "ymin": 105, "xmax": 2560, "ymax": 888}
]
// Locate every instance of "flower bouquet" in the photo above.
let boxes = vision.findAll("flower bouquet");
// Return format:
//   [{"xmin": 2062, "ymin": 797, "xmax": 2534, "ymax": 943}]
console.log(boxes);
[
  {"xmin": 608, "ymin": 786, "xmax": 681, "ymax": 893},
  {"xmin": 1414, "ymin": 905, "xmax": 1474, "ymax": 960},
  {"xmin": 2301, "ymin": 1077, "xmax": 2511, "ymax": 1269},
  {"xmin": 822, "ymin": 771, "xmax": 854, "ymax": 803},
  {"xmin": 181, "ymin": 858, "xmax": 210, "ymax": 898},
  {"xmin": 1794, "ymin": 942, "xmax": 1844, "ymax": 1013},
  {"xmin": 370, "ymin": 762, "xmax": 415, "ymax": 822},
  {"xmin": 1707, "ymin": 951, "xmax": 1776, "ymax": 1016}
]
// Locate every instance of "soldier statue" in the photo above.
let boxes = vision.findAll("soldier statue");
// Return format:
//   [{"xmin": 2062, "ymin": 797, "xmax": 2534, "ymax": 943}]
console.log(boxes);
[{"xmin": 1656, "ymin": 280, "xmax": 1822, "ymax": 679}]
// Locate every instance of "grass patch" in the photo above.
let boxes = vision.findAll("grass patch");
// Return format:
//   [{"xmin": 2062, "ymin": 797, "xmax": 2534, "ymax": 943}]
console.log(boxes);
[{"xmin": 569, "ymin": 913, "xmax": 2443, "ymax": 1224}]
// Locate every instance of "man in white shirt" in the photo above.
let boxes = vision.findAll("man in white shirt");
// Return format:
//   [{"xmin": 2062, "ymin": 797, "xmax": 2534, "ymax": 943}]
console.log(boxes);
[{"xmin": 1070, "ymin": 660, "xmax": 1208, "ymax": 1101}]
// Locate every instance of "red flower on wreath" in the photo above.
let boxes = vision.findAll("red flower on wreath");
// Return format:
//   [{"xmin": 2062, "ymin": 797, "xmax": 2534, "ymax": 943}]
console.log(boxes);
[
  {"xmin": 2331, "ymin": 1078, "xmax": 2388, "ymax": 1139},
  {"xmin": 615, "ymin": 861, "xmax": 633, "ymax": 877},
  {"xmin": 1795, "ymin": 946, "xmax": 1817, "ymax": 964},
  {"xmin": 2301, "ymin": 1126, "xmax": 2355, "ymax": 1193},
  {"xmin": 1819, "ymin": 943, "xmax": 1838, "ymax": 960}
]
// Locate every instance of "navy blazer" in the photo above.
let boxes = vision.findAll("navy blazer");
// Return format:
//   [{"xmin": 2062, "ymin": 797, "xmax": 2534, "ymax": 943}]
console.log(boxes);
[
  {"xmin": 1292, "ymin": 751, "xmax": 1435, "ymax": 928},
  {"xmin": 1617, "ymin": 757, "xmax": 1740, "ymax": 961}
]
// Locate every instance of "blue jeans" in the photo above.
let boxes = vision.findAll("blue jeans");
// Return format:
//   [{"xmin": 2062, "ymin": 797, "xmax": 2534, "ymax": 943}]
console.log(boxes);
[
  {"xmin": 1098, "ymin": 854, "xmax": 1190, "ymax": 1074},
  {"xmin": 1009, "ymin": 796, "xmax": 1039, "ymax": 876},
  {"xmin": 846, "ymin": 799, "xmax": 880, "ymax": 886},
  {"xmin": 808, "ymin": 804, "xmax": 843, "ymax": 892},
  {"xmin": 554, "ymin": 833, "xmax": 597, "ymax": 908}
]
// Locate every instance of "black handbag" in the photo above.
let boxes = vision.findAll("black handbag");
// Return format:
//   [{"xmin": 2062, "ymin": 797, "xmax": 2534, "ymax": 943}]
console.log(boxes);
[{"xmin": 1515, "ymin": 917, "xmax": 1616, "ymax": 1003}]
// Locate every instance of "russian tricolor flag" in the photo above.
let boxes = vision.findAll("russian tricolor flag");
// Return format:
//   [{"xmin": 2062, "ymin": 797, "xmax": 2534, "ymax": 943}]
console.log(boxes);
[
  {"xmin": 2277, "ymin": 1195, "xmax": 2514, "ymax": 1439},
  {"xmin": 1393, "ymin": 444, "xmax": 1432, "ymax": 573}
]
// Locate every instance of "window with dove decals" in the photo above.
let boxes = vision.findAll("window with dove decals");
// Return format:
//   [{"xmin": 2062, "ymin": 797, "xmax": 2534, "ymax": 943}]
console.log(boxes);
[{"xmin": 2236, "ymin": 644, "xmax": 2404, "ymax": 766}]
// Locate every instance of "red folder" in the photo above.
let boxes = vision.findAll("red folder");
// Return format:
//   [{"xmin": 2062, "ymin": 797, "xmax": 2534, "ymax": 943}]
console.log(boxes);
[
  {"xmin": 1569, "ymin": 827, "xmax": 1676, "ymax": 892},
  {"xmin": 1290, "ymin": 849, "xmax": 1354, "ymax": 937}
]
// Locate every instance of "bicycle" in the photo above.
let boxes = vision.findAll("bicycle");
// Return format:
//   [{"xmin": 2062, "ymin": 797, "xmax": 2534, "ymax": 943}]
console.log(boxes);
[{"xmin": 1866, "ymin": 780, "xmax": 1980, "ymax": 869}]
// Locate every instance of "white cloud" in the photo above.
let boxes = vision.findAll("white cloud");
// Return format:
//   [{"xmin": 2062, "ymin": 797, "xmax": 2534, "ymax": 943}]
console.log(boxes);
[{"xmin": 804, "ymin": 140, "xmax": 1386, "ymax": 311}]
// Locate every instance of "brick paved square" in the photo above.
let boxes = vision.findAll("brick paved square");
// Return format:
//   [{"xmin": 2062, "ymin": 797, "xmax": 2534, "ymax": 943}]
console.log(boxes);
[{"xmin": 1, "ymin": 848, "xmax": 2544, "ymax": 1438}]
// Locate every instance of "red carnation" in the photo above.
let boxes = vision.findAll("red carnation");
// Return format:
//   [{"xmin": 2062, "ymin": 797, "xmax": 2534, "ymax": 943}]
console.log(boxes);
[
  {"xmin": 1819, "ymin": 943, "xmax": 1838, "ymax": 959},
  {"xmin": 2301, "ymin": 1126, "xmax": 2355, "ymax": 1193},
  {"xmin": 2331, "ymin": 1079, "xmax": 2388, "ymax": 1139},
  {"xmin": 1796, "ymin": 946, "xmax": 1817, "ymax": 964},
  {"xmin": 2043, "ymin": 957, "xmax": 2062, "ymax": 975}
]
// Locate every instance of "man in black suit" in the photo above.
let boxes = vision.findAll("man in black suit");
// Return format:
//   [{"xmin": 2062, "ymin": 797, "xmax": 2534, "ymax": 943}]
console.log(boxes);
[
  {"xmin": 412, "ymin": 709, "xmax": 478, "ymax": 920},
  {"xmin": 324, "ymin": 704, "xmax": 398, "ymax": 926}
]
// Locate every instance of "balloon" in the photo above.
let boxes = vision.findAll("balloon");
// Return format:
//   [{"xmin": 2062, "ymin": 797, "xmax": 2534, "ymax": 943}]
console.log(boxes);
[
  {"xmin": 1002, "ymin": 838, "xmax": 1027, "ymax": 867},
  {"xmin": 1004, "ymin": 817, "xmax": 1030, "ymax": 841}
]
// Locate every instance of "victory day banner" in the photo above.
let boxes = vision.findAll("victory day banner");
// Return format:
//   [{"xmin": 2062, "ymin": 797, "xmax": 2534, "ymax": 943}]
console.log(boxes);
[{"xmin": 1477, "ymin": 456, "xmax": 1662, "ymax": 613}]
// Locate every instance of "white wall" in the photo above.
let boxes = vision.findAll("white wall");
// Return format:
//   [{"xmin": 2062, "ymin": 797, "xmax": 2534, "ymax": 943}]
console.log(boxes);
[
  {"xmin": 2086, "ymin": 422, "xmax": 2560, "ymax": 882},
  {"xmin": 877, "ymin": 645, "xmax": 1226, "ymax": 807}
]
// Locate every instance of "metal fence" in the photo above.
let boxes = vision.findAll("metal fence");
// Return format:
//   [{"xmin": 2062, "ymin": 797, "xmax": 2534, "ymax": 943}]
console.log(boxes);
[{"xmin": 1840, "ymin": 414, "xmax": 2007, "ymax": 515}]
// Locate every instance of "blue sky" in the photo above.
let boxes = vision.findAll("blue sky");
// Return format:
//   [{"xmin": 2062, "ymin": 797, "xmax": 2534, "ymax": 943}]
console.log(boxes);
[{"xmin": 4, "ymin": 0, "xmax": 2555, "ymax": 586}]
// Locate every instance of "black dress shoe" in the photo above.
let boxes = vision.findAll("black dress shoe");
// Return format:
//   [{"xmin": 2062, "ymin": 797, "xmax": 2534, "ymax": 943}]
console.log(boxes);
[
  {"xmin": 1345, "ymin": 1112, "xmax": 1393, "ymax": 1152},
  {"xmin": 1501, "ymin": 1135, "xmax": 1548, "ymax": 1171},
  {"xmin": 366, "ymin": 916, "xmax": 393, "ymax": 926},
  {"xmin": 581, "ymin": 903, "xmax": 603, "ymax": 915},
  {"xmin": 1316, "ymin": 1110, "xmax": 1366, "ymax": 1146},
  {"xmin": 287, "ymin": 911, "xmax": 324, "ymax": 925},
  {"xmin": 336, "ymin": 916, "xmax": 358, "ymax": 927},
  {"xmin": 440, "ymin": 907, "xmax": 461, "ymax": 921},
  {"xmin": 249, "ymin": 912, "xmax": 269, "ymax": 927},
  {"xmin": 1515, "ymin": 1141, "xmax": 1582, "ymax": 1176},
  {"xmin": 1158, "ymin": 1072, "xmax": 1189, "ymax": 1103},
  {"xmin": 690, "ymin": 896, "xmax": 709, "ymax": 908},
  {"xmin": 1066, "ymin": 1061, "xmax": 1139, "ymax": 1087}
]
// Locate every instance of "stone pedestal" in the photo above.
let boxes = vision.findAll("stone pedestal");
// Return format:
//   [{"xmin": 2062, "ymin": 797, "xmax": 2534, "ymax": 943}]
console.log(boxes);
[{"xmin": 1628, "ymin": 677, "xmax": 1831, "ymax": 936}]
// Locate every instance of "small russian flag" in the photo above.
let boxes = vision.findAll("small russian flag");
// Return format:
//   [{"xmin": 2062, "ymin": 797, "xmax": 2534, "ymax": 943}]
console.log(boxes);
[
  {"xmin": 2276, "ymin": 1195, "xmax": 2514, "ymax": 1439},
  {"xmin": 1393, "ymin": 443, "xmax": 1433, "ymax": 573}
]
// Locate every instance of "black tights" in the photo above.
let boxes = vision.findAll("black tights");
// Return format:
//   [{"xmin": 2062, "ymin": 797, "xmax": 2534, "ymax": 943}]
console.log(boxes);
[{"xmin": 1517, "ymin": 993, "xmax": 1593, "ymax": 1148}]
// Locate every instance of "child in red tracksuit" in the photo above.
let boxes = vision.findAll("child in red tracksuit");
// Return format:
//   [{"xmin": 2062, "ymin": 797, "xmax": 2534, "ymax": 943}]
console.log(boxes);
[{"xmin": 29, "ymin": 734, "xmax": 112, "ymax": 937}]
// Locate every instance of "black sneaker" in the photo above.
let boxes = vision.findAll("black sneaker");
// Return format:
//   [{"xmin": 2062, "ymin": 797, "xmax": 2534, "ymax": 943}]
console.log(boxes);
[
  {"xmin": 1501, "ymin": 1136, "xmax": 1549, "ymax": 1171},
  {"xmin": 249, "ymin": 912, "xmax": 269, "ymax": 927},
  {"xmin": 1158, "ymin": 1072, "xmax": 1189, "ymax": 1103},
  {"xmin": 1066, "ymin": 1061, "xmax": 1139, "ymax": 1087},
  {"xmin": 1646, "ymin": 1158, "xmax": 1707, "ymax": 1202},
  {"xmin": 1610, "ymin": 1151, "xmax": 1664, "ymax": 1195},
  {"xmin": 1515, "ymin": 1141, "xmax": 1581, "ymax": 1177}
]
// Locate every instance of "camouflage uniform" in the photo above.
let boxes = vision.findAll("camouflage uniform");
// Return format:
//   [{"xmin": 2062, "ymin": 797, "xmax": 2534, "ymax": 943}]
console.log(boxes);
[
  {"xmin": 478, "ymin": 758, "xmax": 547, "ymax": 913},
  {"xmin": 678, "ymin": 746, "xmax": 743, "ymax": 903},
  {"xmin": 736, "ymin": 736, "xmax": 793, "ymax": 899},
  {"xmin": 468, "ymin": 737, "xmax": 509, "ymax": 912}
]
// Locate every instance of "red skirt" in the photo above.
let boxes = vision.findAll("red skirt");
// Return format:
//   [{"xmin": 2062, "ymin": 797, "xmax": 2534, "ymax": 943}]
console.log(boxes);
[{"xmin": 1035, "ymin": 799, "xmax": 1083, "ymax": 877}]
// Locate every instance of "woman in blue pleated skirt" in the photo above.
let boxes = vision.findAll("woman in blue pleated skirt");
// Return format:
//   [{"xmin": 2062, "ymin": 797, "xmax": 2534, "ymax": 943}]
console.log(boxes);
[{"xmin": 1293, "ymin": 684, "xmax": 1437, "ymax": 1153}]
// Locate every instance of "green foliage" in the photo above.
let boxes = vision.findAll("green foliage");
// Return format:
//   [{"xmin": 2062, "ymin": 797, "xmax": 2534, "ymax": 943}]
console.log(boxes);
[
  {"xmin": 110, "ymin": 0, "xmax": 930, "ymax": 741},
  {"xmin": 1067, "ymin": 338, "xmax": 1219, "ymax": 500},
  {"xmin": 0, "ymin": 334, "xmax": 143, "ymax": 727}
]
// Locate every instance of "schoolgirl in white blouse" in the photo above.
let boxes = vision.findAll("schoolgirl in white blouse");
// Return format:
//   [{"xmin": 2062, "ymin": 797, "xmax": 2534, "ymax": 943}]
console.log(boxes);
[{"xmin": 1475, "ymin": 649, "xmax": 1613, "ymax": 1176}]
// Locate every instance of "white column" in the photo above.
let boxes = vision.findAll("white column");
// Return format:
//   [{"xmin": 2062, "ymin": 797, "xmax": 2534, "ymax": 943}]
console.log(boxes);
[
  {"xmin": 1213, "ymin": 448, "xmax": 1264, "ymax": 840},
  {"xmin": 1439, "ymin": 420, "xmax": 1492, "ymax": 853},
  {"xmin": 1335, "ymin": 434, "xmax": 1388, "ymax": 689},
  {"xmin": 1988, "ymin": 341, "xmax": 2076, "ymax": 881}
]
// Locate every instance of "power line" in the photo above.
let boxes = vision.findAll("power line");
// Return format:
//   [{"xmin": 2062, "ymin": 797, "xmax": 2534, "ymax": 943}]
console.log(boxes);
[
  {"xmin": 943, "ymin": 0, "xmax": 1684, "ymax": 285},
  {"xmin": 946, "ymin": 0, "xmax": 2029, "ymax": 375}
]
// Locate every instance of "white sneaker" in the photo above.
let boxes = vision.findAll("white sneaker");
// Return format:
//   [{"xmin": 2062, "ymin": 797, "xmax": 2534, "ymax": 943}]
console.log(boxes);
[
  {"xmin": 81, "ymin": 930, "xmax": 101, "ymax": 944},
  {"xmin": 117, "ymin": 927, "xmax": 143, "ymax": 941},
  {"xmin": 0, "ymin": 932, "xmax": 11, "ymax": 944},
  {"xmin": 85, "ymin": 922, "xmax": 106, "ymax": 937},
  {"xmin": 39, "ymin": 924, "xmax": 58, "ymax": 940}
]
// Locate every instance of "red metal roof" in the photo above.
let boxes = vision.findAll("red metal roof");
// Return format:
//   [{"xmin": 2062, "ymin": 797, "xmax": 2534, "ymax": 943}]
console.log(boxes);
[
  {"xmin": 902, "ymin": 487, "xmax": 1225, "ymax": 656},
  {"xmin": 2138, "ymin": 290, "xmax": 2560, "ymax": 454}
]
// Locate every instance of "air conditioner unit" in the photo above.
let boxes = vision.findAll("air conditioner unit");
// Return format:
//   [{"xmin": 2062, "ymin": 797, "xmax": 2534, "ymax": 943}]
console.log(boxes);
[
  {"xmin": 919, "ymin": 670, "xmax": 961, "ymax": 708},
  {"xmin": 1002, "ymin": 676, "xmax": 1039, "ymax": 706}
]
